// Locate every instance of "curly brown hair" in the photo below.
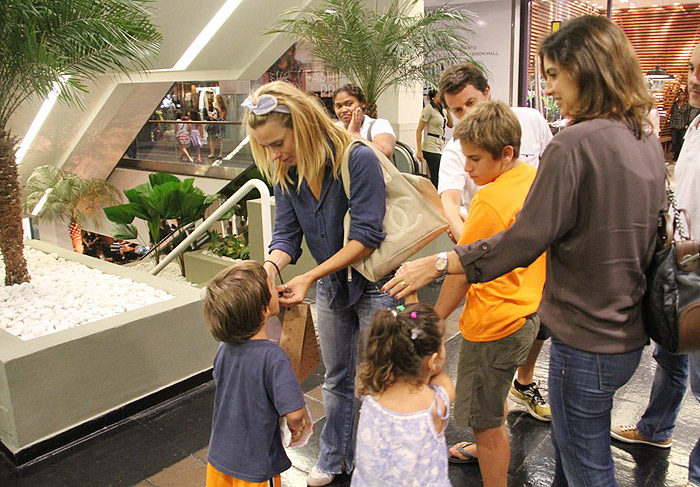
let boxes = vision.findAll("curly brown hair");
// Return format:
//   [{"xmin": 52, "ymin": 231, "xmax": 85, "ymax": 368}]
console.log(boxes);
[
  {"xmin": 357, "ymin": 303, "xmax": 444, "ymax": 396},
  {"xmin": 332, "ymin": 84, "xmax": 367, "ymax": 105}
]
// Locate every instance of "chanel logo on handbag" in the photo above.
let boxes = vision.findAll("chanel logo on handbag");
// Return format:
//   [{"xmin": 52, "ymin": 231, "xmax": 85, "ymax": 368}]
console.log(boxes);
[{"xmin": 340, "ymin": 140, "xmax": 448, "ymax": 282}]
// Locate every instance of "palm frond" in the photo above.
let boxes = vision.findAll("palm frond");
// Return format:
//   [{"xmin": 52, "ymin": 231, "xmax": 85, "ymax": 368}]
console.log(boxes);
[
  {"xmin": 22, "ymin": 165, "xmax": 123, "ymax": 229},
  {"xmin": 268, "ymin": 0, "xmax": 480, "ymax": 111},
  {"xmin": 0, "ymin": 0, "xmax": 162, "ymax": 127}
]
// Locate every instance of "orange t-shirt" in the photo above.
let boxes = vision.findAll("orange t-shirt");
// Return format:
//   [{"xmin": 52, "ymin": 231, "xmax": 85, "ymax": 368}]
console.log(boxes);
[{"xmin": 458, "ymin": 163, "xmax": 545, "ymax": 342}]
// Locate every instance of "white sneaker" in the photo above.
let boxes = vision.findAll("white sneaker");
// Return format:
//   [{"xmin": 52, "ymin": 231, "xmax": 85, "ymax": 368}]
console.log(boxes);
[{"xmin": 306, "ymin": 465, "xmax": 335, "ymax": 486}]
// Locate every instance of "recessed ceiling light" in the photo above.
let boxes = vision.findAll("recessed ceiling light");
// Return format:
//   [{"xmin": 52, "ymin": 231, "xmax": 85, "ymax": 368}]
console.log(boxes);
[
  {"xmin": 652, "ymin": 3, "xmax": 659, "ymax": 6},
  {"xmin": 15, "ymin": 77, "xmax": 70, "ymax": 165},
  {"xmin": 171, "ymin": 0, "xmax": 244, "ymax": 71}
]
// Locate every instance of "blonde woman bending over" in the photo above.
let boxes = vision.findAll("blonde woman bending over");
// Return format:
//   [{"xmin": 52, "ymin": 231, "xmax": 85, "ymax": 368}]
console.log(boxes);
[{"xmin": 243, "ymin": 81, "xmax": 399, "ymax": 487}]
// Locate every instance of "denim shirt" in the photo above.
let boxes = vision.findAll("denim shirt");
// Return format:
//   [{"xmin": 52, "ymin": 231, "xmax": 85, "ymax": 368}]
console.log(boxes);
[{"xmin": 270, "ymin": 144, "xmax": 386, "ymax": 310}]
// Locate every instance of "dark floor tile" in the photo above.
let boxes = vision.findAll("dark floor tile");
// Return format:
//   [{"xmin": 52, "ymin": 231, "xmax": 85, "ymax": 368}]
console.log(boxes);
[
  {"xmin": 147, "ymin": 454, "xmax": 206, "ymax": 487},
  {"xmin": 137, "ymin": 382, "xmax": 214, "ymax": 453},
  {"xmin": 46, "ymin": 418, "xmax": 190, "ymax": 486},
  {"xmin": 0, "ymin": 465, "xmax": 70, "ymax": 487}
]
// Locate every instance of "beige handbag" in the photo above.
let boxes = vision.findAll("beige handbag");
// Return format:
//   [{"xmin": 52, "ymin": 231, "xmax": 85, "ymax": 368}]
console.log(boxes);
[{"xmin": 341, "ymin": 139, "xmax": 448, "ymax": 282}]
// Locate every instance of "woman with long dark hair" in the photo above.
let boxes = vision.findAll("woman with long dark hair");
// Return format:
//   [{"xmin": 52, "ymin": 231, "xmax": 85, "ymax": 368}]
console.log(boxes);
[
  {"xmin": 384, "ymin": 16, "xmax": 666, "ymax": 485},
  {"xmin": 669, "ymin": 89, "xmax": 690, "ymax": 161}
]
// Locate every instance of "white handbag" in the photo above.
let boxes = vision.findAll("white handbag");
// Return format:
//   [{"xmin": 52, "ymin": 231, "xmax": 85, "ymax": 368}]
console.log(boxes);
[{"xmin": 341, "ymin": 139, "xmax": 448, "ymax": 282}]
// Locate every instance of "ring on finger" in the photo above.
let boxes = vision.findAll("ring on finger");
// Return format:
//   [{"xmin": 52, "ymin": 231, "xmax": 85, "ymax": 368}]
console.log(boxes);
[{"xmin": 401, "ymin": 280, "xmax": 408, "ymax": 288}]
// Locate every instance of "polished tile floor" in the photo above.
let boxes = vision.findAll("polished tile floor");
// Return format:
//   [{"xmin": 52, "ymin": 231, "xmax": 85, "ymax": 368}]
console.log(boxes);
[{"xmin": 1, "ymin": 280, "xmax": 698, "ymax": 487}]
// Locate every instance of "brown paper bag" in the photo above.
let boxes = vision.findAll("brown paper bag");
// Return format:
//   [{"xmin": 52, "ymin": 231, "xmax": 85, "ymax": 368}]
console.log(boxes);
[{"xmin": 278, "ymin": 303, "xmax": 321, "ymax": 383}]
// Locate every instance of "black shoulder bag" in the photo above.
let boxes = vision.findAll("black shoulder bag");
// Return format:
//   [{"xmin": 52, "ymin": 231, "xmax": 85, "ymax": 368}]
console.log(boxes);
[{"xmin": 642, "ymin": 179, "xmax": 700, "ymax": 353}]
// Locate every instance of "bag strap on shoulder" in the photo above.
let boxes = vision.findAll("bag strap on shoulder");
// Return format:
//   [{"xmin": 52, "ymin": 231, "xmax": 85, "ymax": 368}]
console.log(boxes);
[
  {"xmin": 367, "ymin": 119, "xmax": 376, "ymax": 142},
  {"xmin": 339, "ymin": 138, "xmax": 398, "ymax": 200},
  {"xmin": 665, "ymin": 171, "xmax": 691, "ymax": 240}
]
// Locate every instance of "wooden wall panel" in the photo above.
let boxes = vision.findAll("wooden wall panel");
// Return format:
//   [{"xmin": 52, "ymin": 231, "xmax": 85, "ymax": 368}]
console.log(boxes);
[
  {"xmin": 529, "ymin": 1, "xmax": 599, "ymax": 82},
  {"xmin": 612, "ymin": 4, "xmax": 700, "ymax": 137},
  {"xmin": 526, "ymin": 3, "xmax": 699, "ymax": 138}
]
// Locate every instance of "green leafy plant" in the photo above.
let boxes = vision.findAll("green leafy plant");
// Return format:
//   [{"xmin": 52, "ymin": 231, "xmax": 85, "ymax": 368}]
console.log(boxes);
[
  {"xmin": 269, "ymin": 0, "xmax": 480, "ymax": 116},
  {"xmin": 207, "ymin": 231, "xmax": 249, "ymax": 261},
  {"xmin": 22, "ymin": 165, "xmax": 122, "ymax": 254},
  {"xmin": 0, "ymin": 0, "xmax": 161, "ymax": 285},
  {"xmin": 104, "ymin": 173, "xmax": 221, "ymax": 264}
]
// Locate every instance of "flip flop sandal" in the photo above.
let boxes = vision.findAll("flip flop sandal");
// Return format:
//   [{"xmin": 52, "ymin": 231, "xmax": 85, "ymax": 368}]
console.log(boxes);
[{"xmin": 448, "ymin": 441, "xmax": 479, "ymax": 464}]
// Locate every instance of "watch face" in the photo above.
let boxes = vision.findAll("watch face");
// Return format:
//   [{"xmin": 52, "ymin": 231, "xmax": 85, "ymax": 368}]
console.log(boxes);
[{"xmin": 436, "ymin": 253, "xmax": 448, "ymax": 272}]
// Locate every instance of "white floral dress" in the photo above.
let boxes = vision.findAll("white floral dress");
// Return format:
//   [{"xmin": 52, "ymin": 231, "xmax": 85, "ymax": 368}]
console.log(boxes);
[{"xmin": 351, "ymin": 384, "xmax": 451, "ymax": 486}]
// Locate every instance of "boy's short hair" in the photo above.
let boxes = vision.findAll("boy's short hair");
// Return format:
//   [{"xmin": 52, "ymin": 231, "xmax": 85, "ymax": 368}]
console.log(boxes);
[
  {"xmin": 453, "ymin": 100, "xmax": 521, "ymax": 160},
  {"xmin": 203, "ymin": 261, "xmax": 271, "ymax": 343},
  {"xmin": 438, "ymin": 62, "xmax": 489, "ymax": 96}
]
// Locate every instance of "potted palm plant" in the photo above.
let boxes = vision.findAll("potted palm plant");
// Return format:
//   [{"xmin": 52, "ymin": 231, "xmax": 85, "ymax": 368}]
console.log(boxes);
[
  {"xmin": 270, "ymin": 0, "xmax": 481, "ymax": 116},
  {"xmin": 104, "ymin": 172, "xmax": 227, "ymax": 275},
  {"xmin": 22, "ymin": 166, "xmax": 122, "ymax": 254},
  {"xmin": 0, "ymin": 0, "xmax": 161, "ymax": 285}
]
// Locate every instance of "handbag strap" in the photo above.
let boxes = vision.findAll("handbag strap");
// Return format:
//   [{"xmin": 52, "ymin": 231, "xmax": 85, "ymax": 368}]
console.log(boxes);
[
  {"xmin": 367, "ymin": 119, "xmax": 376, "ymax": 142},
  {"xmin": 339, "ymin": 139, "xmax": 397, "ymax": 201},
  {"xmin": 339, "ymin": 139, "xmax": 398, "ymax": 282},
  {"xmin": 665, "ymin": 172, "xmax": 690, "ymax": 240}
]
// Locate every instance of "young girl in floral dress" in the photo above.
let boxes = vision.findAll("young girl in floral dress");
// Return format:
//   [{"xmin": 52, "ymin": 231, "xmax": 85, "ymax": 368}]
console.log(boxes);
[{"xmin": 352, "ymin": 302, "xmax": 455, "ymax": 487}]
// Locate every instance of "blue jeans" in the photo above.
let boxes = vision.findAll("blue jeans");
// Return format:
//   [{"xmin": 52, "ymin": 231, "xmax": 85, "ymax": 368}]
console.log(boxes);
[
  {"xmin": 637, "ymin": 344, "xmax": 700, "ymax": 485},
  {"xmin": 549, "ymin": 337, "xmax": 643, "ymax": 487},
  {"xmin": 315, "ymin": 277, "xmax": 398, "ymax": 474}
]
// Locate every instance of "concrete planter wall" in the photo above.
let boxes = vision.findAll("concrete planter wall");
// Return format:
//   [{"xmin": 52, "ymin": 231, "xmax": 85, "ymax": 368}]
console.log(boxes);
[
  {"xmin": 182, "ymin": 249, "xmax": 237, "ymax": 287},
  {"xmin": 0, "ymin": 240, "xmax": 216, "ymax": 455}
]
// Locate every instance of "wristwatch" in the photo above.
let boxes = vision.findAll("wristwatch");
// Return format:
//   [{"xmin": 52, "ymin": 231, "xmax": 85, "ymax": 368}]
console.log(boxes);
[{"xmin": 435, "ymin": 252, "xmax": 448, "ymax": 277}]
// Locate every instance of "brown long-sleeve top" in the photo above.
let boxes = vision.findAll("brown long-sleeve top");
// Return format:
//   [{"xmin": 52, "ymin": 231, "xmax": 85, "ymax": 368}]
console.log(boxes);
[{"xmin": 455, "ymin": 118, "xmax": 666, "ymax": 353}]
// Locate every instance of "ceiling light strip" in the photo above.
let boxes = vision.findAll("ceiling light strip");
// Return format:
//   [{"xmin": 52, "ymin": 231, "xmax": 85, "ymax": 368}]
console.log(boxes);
[
  {"xmin": 171, "ymin": 0, "xmax": 244, "ymax": 71},
  {"xmin": 15, "ymin": 77, "xmax": 69, "ymax": 165}
]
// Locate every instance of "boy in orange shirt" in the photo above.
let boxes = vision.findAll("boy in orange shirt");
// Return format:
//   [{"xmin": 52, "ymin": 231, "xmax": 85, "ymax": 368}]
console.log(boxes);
[{"xmin": 434, "ymin": 100, "xmax": 546, "ymax": 487}]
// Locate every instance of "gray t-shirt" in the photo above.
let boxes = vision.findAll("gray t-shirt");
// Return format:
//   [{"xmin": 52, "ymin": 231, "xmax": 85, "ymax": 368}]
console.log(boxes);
[
  {"xmin": 455, "ymin": 118, "xmax": 666, "ymax": 354},
  {"xmin": 207, "ymin": 339, "xmax": 305, "ymax": 482}
]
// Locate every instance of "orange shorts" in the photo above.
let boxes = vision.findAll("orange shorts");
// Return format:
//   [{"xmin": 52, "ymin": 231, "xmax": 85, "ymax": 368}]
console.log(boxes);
[{"xmin": 206, "ymin": 463, "xmax": 282, "ymax": 487}]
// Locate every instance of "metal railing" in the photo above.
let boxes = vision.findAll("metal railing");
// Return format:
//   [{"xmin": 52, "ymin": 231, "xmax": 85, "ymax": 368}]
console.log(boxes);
[{"xmin": 150, "ymin": 178, "xmax": 272, "ymax": 276}]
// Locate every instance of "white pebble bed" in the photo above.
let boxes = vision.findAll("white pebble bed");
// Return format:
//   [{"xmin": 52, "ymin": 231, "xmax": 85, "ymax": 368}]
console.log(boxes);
[
  {"xmin": 0, "ymin": 248, "xmax": 175, "ymax": 341},
  {"xmin": 127, "ymin": 259, "xmax": 195, "ymax": 286}
]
